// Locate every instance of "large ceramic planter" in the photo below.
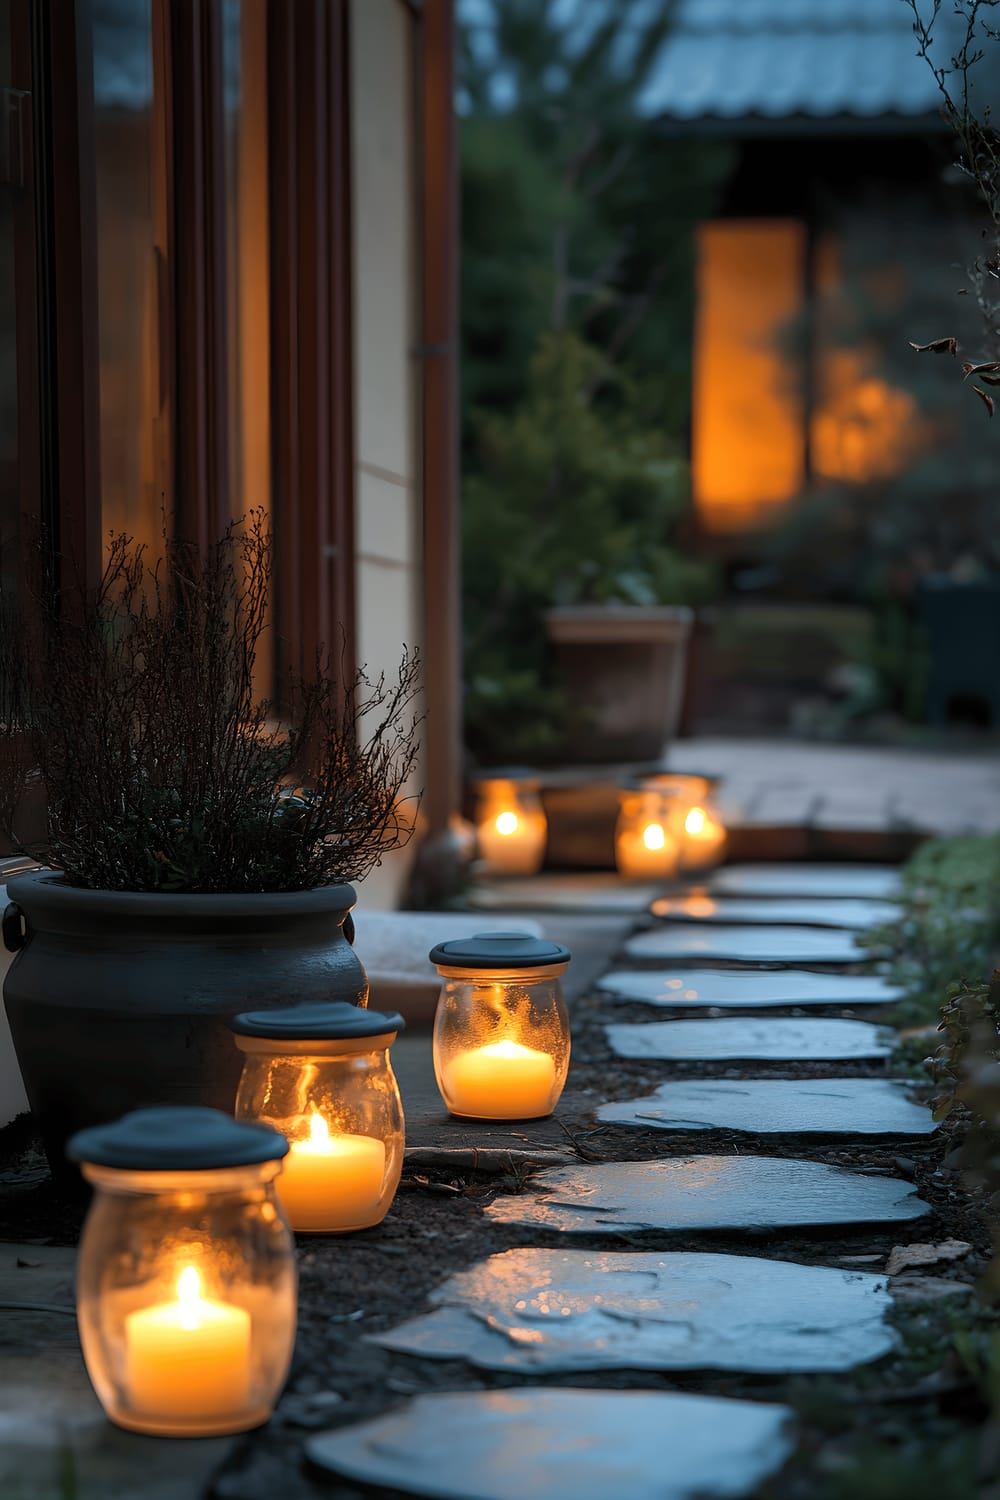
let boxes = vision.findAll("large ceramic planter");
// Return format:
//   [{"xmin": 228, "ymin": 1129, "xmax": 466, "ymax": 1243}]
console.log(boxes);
[
  {"xmin": 545, "ymin": 604, "xmax": 693, "ymax": 762},
  {"xmin": 2, "ymin": 872, "xmax": 366, "ymax": 1169}
]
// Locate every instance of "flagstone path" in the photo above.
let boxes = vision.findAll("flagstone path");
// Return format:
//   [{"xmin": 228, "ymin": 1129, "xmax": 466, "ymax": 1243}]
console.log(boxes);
[
  {"xmin": 596, "ymin": 1077, "xmax": 938, "ymax": 1137},
  {"xmin": 710, "ymin": 863, "xmax": 903, "ymax": 900},
  {"xmin": 0, "ymin": 855, "xmax": 960, "ymax": 1500},
  {"xmin": 317, "ymin": 855, "xmax": 942, "ymax": 1500},
  {"xmin": 307, "ymin": 1388, "xmax": 797, "ymax": 1500},
  {"xmin": 371, "ymin": 1248, "xmax": 897, "ymax": 1374},
  {"xmin": 649, "ymin": 894, "xmax": 899, "ymax": 929},
  {"xmin": 597, "ymin": 966, "xmax": 903, "ymax": 1008},
  {"xmin": 485, "ymin": 1155, "xmax": 927, "ymax": 1235},
  {"xmin": 604, "ymin": 1016, "xmax": 897, "ymax": 1061},
  {"xmin": 624, "ymin": 923, "xmax": 867, "ymax": 965}
]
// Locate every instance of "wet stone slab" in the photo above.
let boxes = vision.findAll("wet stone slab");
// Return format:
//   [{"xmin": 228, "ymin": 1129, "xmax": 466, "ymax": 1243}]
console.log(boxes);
[
  {"xmin": 711, "ymin": 864, "xmax": 902, "ymax": 901},
  {"xmin": 604, "ymin": 1017, "xmax": 897, "ymax": 1062},
  {"xmin": 306, "ymin": 1388, "xmax": 795, "ymax": 1500},
  {"xmin": 485, "ymin": 1157, "xmax": 928, "ymax": 1236},
  {"xmin": 597, "ymin": 968, "xmax": 902, "ymax": 1010},
  {"xmin": 597, "ymin": 1078, "xmax": 937, "ymax": 1138},
  {"xmin": 650, "ymin": 895, "xmax": 900, "ymax": 930},
  {"xmin": 469, "ymin": 874, "xmax": 665, "ymax": 914},
  {"xmin": 625, "ymin": 924, "xmax": 867, "ymax": 966},
  {"xmin": 372, "ymin": 1247, "xmax": 896, "ymax": 1375}
]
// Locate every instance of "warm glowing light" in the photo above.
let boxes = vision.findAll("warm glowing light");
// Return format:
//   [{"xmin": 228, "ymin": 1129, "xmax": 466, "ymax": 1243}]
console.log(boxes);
[
  {"xmin": 495, "ymin": 810, "xmax": 520, "ymax": 837},
  {"xmin": 685, "ymin": 807, "xmax": 707, "ymax": 836},
  {"xmin": 124, "ymin": 1263, "xmax": 251, "ymax": 1423},
  {"xmin": 694, "ymin": 219, "xmax": 806, "ymax": 532},
  {"xmin": 444, "ymin": 1038, "xmax": 557, "ymax": 1120},
  {"xmin": 177, "ymin": 1266, "xmax": 201, "ymax": 1324},
  {"xmin": 642, "ymin": 823, "xmax": 666, "ymax": 851},
  {"xmin": 278, "ymin": 1113, "xmax": 386, "ymax": 1232}
]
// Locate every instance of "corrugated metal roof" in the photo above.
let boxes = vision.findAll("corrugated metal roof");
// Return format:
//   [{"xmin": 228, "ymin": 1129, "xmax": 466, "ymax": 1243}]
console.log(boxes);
[{"xmin": 639, "ymin": 0, "xmax": 964, "ymax": 127}]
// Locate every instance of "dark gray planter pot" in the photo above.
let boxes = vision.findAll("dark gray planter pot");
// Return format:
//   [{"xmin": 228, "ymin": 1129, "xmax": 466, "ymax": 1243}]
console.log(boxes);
[{"xmin": 2, "ymin": 872, "xmax": 366, "ymax": 1170}]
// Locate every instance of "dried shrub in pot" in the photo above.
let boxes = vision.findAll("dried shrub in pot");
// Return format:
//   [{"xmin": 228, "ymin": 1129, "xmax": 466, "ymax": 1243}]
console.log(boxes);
[{"xmin": 0, "ymin": 512, "xmax": 421, "ymax": 893}]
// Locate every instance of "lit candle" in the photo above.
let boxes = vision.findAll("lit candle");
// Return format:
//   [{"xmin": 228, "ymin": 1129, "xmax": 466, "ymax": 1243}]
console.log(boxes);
[
  {"xmin": 478, "ymin": 807, "xmax": 541, "ymax": 874},
  {"xmin": 474, "ymin": 778, "xmax": 547, "ymax": 875},
  {"xmin": 444, "ymin": 1037, "xmax": 556, "ymax": 1119},
  {"xmin": 125, "ymin": 1266, "xmax": 250, "ymax": 1424},
  {"xmin": 277, "ymin": 1114, "xmax": 386, "ymax": 1232},
  {"xmin": 616, "ymin": 819, "xmax": 680, "ymax": 880},
  {"xmin": 680, "ymin": 805, "xmax": 726, "ymax": 870}
]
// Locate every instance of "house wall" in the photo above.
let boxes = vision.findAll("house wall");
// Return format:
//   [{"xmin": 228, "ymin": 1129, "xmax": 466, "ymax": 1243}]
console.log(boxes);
[{"xmin": 350, "ymin": 0, "xmax": 424, "ymax": 911}]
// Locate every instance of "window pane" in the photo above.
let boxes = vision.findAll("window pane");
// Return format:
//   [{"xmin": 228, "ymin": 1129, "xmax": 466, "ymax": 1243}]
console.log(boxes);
[
  {"xmin": 222, "ymin": 0, "xmax": 272, "ymax": 690},
  {"xmin": 92, "ymin": 0, "xmax": 163, "ymax": 554},
  {"xmin": 693, "ymin": 219, "xmax": 806, "ymax": 533}
]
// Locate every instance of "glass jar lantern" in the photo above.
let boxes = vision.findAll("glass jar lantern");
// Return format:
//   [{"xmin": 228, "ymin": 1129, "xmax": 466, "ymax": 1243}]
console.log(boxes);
[
  {"xmin": 615, "ymin": 785, "xmax": 681, "ymax": 880},
  {"xmin": 430, "ymin": 932, "xmax": 571, "ymax": 1121},
  {"xmin": 473, "ymin": 772, "xmax": 547, "ymax": 876},
  {"xmin": 68, "ymin": 1106, "xmax": 296, "ymax": 1438},
  {"xmin": 635, "ymin": 771, "xmax": 727, "ymax": 875},
  {"xmin": 232, "ymin": 1002, "xmax": 406, "ymax": 1234}
]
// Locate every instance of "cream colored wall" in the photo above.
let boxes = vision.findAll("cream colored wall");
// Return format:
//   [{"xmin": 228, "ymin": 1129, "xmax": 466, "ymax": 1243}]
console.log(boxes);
[{"xmin": 350, "ymin": 0, "xmax": 424, "ymax": 912}]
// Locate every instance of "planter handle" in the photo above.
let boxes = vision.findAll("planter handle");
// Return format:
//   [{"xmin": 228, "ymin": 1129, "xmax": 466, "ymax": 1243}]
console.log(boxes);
[
  {"xmin": 343, "ymin": 911, "xmax": 355, "ymax": 947},
  {"xmin": 3, "ymin": 902, "xmax": 25, "ymax": 953}
]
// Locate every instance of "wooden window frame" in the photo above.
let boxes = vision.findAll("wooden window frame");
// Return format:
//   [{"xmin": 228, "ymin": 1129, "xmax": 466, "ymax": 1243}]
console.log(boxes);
[
  {"xmin": 417, "ymin": 0, "xmax": 461, "ymax": 836},
  {"xmin": 267, "ymin": 0, "xmax": 356, "ymax": 686}
]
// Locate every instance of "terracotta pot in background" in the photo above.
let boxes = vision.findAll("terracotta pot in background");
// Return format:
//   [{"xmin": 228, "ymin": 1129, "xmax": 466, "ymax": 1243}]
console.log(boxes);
[{"xmin": 545, "ymin": 604, "xmax": 694, "ymax": 763}]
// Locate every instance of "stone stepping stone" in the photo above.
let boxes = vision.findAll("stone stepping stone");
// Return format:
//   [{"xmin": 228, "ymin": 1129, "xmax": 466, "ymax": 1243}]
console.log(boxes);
[
  {"xmin": 605, "ymin": 1017, "xmax": 896, "ymax": 1062},
  {"xmin": 625, "ymin": 924, "xmax": 866, "ymax": 965},
  {"xmin": 597, "ymin": 1078, "xmax": 936, "ymax": 1138},
  {"xmin": 650, "ymin": 895, "xmax": 899, "ymax": 930},
  {"xmin": 372, "ymin": 1247, "xmax": 895, "ymax": 1375},
  {"xmin": 597, "ymin": 968, "xmax": 902, "ymax": 1009},
  {"xmin": 470, "ymin": 874, "xmax": 664, "ymax": 914},
  {"xmin": 306, "ymin": 1388, "xmax": 795, "ymax": 1500},
  {"xmin": 486, "ymin": 1157, "xmax": 927, "ymax": 1235},
  {"xmin": 711, "ymin": 864, "xmax": 902, "ymax": 901}
]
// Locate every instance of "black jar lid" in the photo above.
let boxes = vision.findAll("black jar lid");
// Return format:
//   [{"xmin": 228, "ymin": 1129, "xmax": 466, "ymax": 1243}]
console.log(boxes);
[
  {"xmin": 67, "ymin": 1106, "xmax": 289, "ymax": 1170},
  {"xmin": 230, "ymin": 1001, "xmax": 405, "ymax": 1041},
  {"xmin": 429, "ymin": 930, "xmax": 571, "ymax": 969}
]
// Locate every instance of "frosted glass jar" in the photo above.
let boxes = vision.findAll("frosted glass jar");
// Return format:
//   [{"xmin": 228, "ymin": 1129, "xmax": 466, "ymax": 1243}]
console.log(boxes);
[
  {"xmin": 232, "ymin": 1002, "xmax": 405, "ymax": 1234},
  {"xmin": 615, "ymin": 787, "xmax": 680, "ymax": 880},
  {"xmin": 68, "ymin": 1106, "xmax": 295, "ymax": 1438},
  {"xmin": 473, "ymin": 773, "xmax": 547, "ymax": 876},
  {"xmin": 430, "ymin": 932, "xmax": 571, "ymax": 1121},
  {"xmin": 634, "ymin": 772, "xmax": 727, "ymax": 874}
]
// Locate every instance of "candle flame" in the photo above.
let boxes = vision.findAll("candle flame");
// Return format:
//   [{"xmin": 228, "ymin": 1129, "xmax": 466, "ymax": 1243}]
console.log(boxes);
[
  {"xmin": 309, "ymin": 1113, "xmax": 329, "ymax": 1144},
  {"xmin": 495, "ymin": 810, "xmax": 519, "ymax": 837},
  {"xmin": 685, "ymin": 807, "xmax": 707, "ymax": 835},
  {"xmin": 177, "ymin": 1272, "xmax": 200, "ymax": 1308},
  {"xmin": 642, "ymin": 823, "xmax": 666, "ymax": 851}
]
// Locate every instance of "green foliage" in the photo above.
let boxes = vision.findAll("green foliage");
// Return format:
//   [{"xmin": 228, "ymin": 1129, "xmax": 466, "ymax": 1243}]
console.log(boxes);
[
  {"xmin": 812, "ymin": 1437, "xmax": 979, "ymax": 1500},
  {"xmin": 460, "ymin": 2, "xmax": 733, "ymax": 433},
  {"xmin": 459, "ymin": 2, "xmax": 731, "ymax": 761},
  {"xmin": 932, "ymin": 970, "xmax": 1000, "ymax": 1121},
  {"xmin": 859, "ymin": 833, "xmax": 1000, "ymax": 1026},
  {"xmin": 770, "ymin": 198, "xmax": 1000, "ymax": 648},
  {"xmin": 462, "ymin": 333, "xmax": 716, "ymax": 761}
]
